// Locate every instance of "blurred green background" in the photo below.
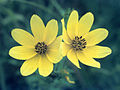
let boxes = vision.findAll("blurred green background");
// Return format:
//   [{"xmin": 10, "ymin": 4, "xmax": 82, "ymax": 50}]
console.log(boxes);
[{"xmin": 0, "ymin": 0, "xmax": 119, "ymax": 90}]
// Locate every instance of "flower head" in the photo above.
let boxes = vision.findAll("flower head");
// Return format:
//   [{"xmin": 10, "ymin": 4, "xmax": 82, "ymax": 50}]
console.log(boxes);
[
  {"xmin": 9, "ymin": 15, "xmax": 62, "ymax": 77},
  {"xmin": 61, "ymin": 10, "xmax": 112, "ymax": 68}
]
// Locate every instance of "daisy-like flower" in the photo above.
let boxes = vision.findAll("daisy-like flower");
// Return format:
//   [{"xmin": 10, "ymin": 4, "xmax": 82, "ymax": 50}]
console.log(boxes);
[
  {"xmin": 9, "ymin": 15, "xmax": 62, "ymax": 77},
  {"xmin": 61, "ymin": 10, "xmax": 112, "ymax": 68}
]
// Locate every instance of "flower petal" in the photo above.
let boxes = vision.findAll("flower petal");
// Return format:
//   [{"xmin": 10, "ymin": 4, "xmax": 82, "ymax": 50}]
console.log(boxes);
[
  {"xmin": 46, "ymin": 36, "xmax": 63, "ymax": 63},
  {"xmin": 77, "ymin": 12, "xmax": 94, "ymax": 36},
  {"xmin": 48, "ymin": 36, "xmax": 62, "ymax": 50},
  {"xmin": 30, "ymin": 15, "xmax": 45, "ymax": 42},
  {"xmin": 44, "ymin": 19, "xmax": 58, "ymax": 45},
  {"xmin": 46, "ymin": 49, "xmax": 62, "ymax": 64},
  {"xmin": 20, "ymin": 55, "xmax": 39, "ymax": 76},
  {"xmin": 61, "ymin": 19, "xmax": 72, "ymax": 44},
  {"xmin": 83, "ymin": 45, "xmax": 112, "ymax": 58},
  {"xmin": 11, "ymin": 29, "xmax": 35, "ymax": 47},
  {"xmin": 67, "ymin": 49, "xmax": 80, "ymax": 68},
  {"xmin": 61, "ymin": 42, "xmax": 71, "ymax": 57},
  {"xmin": 9, "ymin": 46, "xmax": 37, "ymax": 60},
  {"xmin": 77, "ymin": 51, "xmax": 100, "ymax": 68},
  {"xmin": 84, "ymin": 28, "xmax": 108, "ymax": 46},
  {"xmin": 67, "ymin": 10, "xmax": 78, "ymax": 40},
  {"xmin": 38, "ymin": 55, "xmax": 53, "ymax": 77}
]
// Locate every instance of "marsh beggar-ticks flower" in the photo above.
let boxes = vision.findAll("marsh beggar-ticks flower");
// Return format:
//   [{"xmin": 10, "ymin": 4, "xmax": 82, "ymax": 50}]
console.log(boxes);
[
  {"xmin": 61, "ymin": 10, "xmax": 112, "ymax": 68},
  {"xmin": 9, "ymin": 15, "xmax": 62, "ymax": 77}
]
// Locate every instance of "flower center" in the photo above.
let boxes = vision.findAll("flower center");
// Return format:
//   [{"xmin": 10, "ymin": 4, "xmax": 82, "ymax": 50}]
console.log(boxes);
[
  {"xmin": 35, "ymin": 42, "xmax": 47, "ymax": 54},
  {"xmin": 72, "ymin": 36, "xmax": 87, "ymax": 51}
]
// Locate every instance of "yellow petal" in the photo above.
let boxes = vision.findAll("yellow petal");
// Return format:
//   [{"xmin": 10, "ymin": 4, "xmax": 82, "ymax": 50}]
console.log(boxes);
[
  {"xmin": 9, "ymin": 46, "xmax": 37, "ymax": 60},
  {"xmin": 67, "ymin": 10, "xmax": 78, "ymax": 40},
  {"xmin": 61, "ymin": 42, "xmax": 71, "ymax": 57},
  {"xmin": 30, "ymin": 15, "xmax": 45, "ymax": 42},
  {"xmin": 61, "ymin": 19, "xmax": 72, "ymax": 44},
  {"xmin": 44, "ymin": 19, "xmax": 58, "ymax": 45},
  {"xmin": 46, "ymin": 36, "xmax": 63, "ymax": 63},
  {"xmin": 46, "ymin": 49, "xmax": 62, "ymax": 64},
  {"xmin": 77, "ymin": 12, "xmax": 94, "ymax": 36},
  {"xmin": 38, "ymin": 55, "xmax": 53, "ymax": 77},
  {"xmin": 77, "ymin": 51, "xmax": 100, "ymax": 68},
  {"xmin": 65, "ymin": 76, "xmax": 75, "ymax": 84},
  {"xmin": 11, "ymin": 29, "xmax": 35, "ymax": 47},
  {"xmin": 84, "ymin": 28, "xmax": 108, "ymax": 46},
  {"xmin": 48, "ymin": 36, "xmax": 62, "ymax": 50},
  {"xmin": 67, "ymin": 49, "xmax": 80, "ymax": 68},
  {"xmin": 83, "ymin": 45, "xmax": 112, "ymax": 58},
  {"xmin": 20, "ymin": 55, "xmax": 39, "ymax": 76}
]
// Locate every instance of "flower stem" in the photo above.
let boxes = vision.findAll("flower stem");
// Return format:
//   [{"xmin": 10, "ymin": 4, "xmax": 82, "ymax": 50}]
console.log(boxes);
[
  {"xmin": 11, "ymin": 0, "xmax": 59, "ymax": 17},
  {"xmin": 50, "ymin": 0, "xmax": 65, "ymax": 17}
]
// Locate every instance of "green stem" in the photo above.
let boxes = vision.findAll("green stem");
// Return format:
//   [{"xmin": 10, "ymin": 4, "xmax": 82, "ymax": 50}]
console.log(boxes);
[
  {"xmin": 50, "ymin": 0, "xmax": 65, "ymax": 17},
  {"xmin": 11, "ymin": 0, "xmax": 59, "ymax": 17},
  {"xmin": 0, "ymin": 5, "xmax": 14, "ymax": 15}
]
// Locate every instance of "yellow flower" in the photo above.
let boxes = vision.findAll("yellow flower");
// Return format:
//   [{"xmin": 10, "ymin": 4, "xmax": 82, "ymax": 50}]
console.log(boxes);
[
  {"xmin": 9, "ymin": 15, "xmax": 62, "ymax": 77},
  {"xmin": 61, "ymin": 10, "xmax": 112, "ymax": 68}
]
